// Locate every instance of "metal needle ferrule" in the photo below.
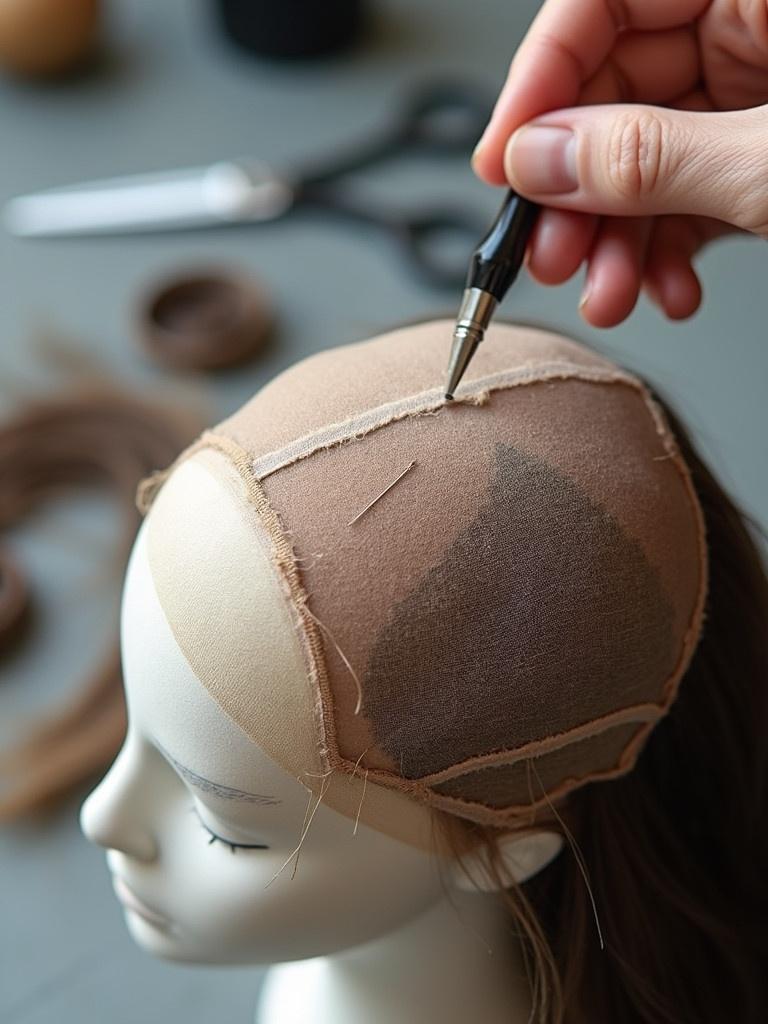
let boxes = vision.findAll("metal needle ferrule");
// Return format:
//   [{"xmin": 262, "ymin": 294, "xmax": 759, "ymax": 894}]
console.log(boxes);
[{"xmin": 444, "ymin": 287, "xmax": 498, "ymax": 399}]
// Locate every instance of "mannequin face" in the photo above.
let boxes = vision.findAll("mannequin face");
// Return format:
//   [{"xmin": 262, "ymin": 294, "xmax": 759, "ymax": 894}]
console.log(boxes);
[{"xmin": 80, "ymin": 519, "xmax": 446, "ymax": 965}]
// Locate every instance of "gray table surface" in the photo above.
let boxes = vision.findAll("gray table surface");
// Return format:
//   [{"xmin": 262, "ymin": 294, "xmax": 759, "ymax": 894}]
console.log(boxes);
[{"xmin": 1, "ymin": 1, "xmax": 766, "ymax": 1021}]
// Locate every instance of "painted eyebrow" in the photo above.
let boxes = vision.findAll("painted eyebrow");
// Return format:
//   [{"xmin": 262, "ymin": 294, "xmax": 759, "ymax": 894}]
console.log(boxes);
[{"xmin": 156, "ymin": 743, "xmax": 282, "ymax": 806}]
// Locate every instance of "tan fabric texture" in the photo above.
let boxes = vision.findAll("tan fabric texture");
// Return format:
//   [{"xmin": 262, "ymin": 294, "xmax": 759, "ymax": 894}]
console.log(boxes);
[
  {"xmin": 144, "ymin": 320, "xmax": 708, "ymax": 831},
  {"xmin": 146, "ymin": 448, "xmax": 433, "ymax": 850}
]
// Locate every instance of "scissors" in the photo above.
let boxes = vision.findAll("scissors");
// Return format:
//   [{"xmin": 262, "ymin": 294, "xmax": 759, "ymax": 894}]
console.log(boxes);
[{"xmin": 4, "ymin": 82, "xmax": 492, "ymax": 289}]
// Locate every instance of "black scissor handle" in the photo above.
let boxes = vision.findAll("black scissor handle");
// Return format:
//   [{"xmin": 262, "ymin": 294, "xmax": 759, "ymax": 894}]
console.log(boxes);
[
  {"xmin": 296, "ymin": 81, "xmax": 493, "ymax": 188},
  {"xmin": 398, "ymin": 207, "xmax": 487, "ymax": 289},
  {"xmin": 299, "ymin": 185, "xmax": 485, "ymax": 290},
  {"xmin": 394, "ymin": 81, "xmax": 493, "ymax": 154}
]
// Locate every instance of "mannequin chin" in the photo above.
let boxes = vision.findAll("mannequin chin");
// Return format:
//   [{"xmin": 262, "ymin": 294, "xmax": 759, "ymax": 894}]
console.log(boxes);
[{"xmin": 80, "ymin": 452, "xmax": 562, "ymax": 1020}]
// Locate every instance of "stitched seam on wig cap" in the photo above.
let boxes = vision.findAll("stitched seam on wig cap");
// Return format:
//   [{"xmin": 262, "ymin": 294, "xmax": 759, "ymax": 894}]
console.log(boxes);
[
  {"xmin": 306, "ymin": 379, "xmax": 708, "ymax": 822},
  {"xmin": 249, "ymin": 363, "xmax": 640, "ymax": 480},
  {"xmin": 254, "ymin": 375, "xmax": 707, "ymax": 800},
  {"xmin": 423, "ymin": 710, "xmax": 667, "ymax": 825},
  {"xmin": 640, "ymin": 389, "xmax": 709, "ymax": 710},
  {"xmin": 180, "ymin": 433, "xmax": 338, "ymax": 774},
  {"xmin": 414, "ymin": 703, "xmax": 665, "ymax": 786},
  {"xmin": 346, "ymin": 720, "xmax": 649, "ymax": 827},
  {"xmin": 135, "ymin": 352, "xmax": 709, "ymax": 829}
]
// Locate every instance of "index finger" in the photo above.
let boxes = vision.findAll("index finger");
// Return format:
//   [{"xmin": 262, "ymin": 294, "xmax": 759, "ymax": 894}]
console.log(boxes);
[{"xmin": 474, "ymin": 0, "xmax": 710, "ymax": 184}]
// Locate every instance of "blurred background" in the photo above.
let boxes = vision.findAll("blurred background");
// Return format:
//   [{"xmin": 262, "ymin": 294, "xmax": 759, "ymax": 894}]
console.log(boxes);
[{"xmin": 0, "ymin": 0, "xmax": 765, "ymax": 1021}]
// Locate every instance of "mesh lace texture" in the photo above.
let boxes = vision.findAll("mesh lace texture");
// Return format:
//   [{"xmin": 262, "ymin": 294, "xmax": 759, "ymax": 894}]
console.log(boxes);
[{"xmin": 156, "ymin": 323, "xmax": 707, "ymax": 827}]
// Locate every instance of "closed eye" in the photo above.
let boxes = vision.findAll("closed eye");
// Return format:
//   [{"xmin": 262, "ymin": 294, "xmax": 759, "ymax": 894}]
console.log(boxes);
[{"xmin": 191, "ymin": 806, "xmax": 269, "ymax": 853}]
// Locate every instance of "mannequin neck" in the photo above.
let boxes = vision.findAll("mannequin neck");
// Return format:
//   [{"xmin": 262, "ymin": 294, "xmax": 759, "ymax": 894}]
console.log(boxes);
[{"xmin": 257, "ymin": 890, "xmax": 533, "ymax": 1024}]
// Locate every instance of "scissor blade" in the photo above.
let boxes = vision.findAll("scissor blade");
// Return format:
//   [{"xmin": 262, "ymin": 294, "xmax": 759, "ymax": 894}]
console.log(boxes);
[{"xmin": 3, "ymin": 161, "xmax": 292, "ymax": 237}]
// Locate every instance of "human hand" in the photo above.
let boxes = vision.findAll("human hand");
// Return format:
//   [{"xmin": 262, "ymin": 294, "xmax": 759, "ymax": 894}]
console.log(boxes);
[{"xmin": 473, "ymin": 1, "xmax": 768, "ymax": 326}]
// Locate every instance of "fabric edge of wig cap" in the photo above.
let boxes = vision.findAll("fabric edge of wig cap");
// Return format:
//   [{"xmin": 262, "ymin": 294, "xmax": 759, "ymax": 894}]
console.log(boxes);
[
  {"xmin": 144, "ymin": 448, "xmax": 436, "ymax": 851},
  {"xmin": 137, "ymin": 319, "xmax": 708, "ymax": 839}
]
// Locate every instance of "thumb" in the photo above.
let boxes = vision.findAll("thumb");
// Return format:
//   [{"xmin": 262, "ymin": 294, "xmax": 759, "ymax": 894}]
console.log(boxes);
[{"xmin": 503, "ymin": 103, "xmax": 768, "ymax": 235}]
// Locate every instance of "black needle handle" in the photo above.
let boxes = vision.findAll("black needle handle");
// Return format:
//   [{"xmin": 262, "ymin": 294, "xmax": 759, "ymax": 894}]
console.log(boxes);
[{"xmin": 466, "ymin": 188, "xmax": 539, "ymax": 299}]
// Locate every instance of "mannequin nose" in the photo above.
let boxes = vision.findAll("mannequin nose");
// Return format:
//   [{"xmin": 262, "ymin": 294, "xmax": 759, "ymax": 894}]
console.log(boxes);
[{"xmin": 80, "ymin": 747, "xmax": 158, "ymax": 862}]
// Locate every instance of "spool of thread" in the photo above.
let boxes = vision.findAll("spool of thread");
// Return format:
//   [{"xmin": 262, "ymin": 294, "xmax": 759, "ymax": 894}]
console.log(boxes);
[
  {"xmin": 213, "ymin": 0, "xmax": 364, "ymax": 60},
  {"xmin": 0, "ymin": 0, "xmax": 100, "ymax": 78},
  {"xmin": 138, "ymin": 269, "xmax": 273, "ymax": 372}
]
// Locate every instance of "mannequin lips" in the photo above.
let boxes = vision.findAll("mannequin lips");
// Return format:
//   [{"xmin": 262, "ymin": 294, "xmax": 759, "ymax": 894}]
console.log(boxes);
[{"xmin": 112, "ymin": 875, "xmax": 170, "ymax": 929}]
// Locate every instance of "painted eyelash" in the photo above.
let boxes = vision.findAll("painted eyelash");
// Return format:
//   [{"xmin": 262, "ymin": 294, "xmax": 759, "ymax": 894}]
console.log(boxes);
[{"xmin": 190, "ymin": 806, "xmax": 269, "ymax": 854}]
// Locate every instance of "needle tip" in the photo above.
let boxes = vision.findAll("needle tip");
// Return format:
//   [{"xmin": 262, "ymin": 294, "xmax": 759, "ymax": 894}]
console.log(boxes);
[{"xmin": 444, "ymin": 330, "xmax": 480, "ymax": 402}]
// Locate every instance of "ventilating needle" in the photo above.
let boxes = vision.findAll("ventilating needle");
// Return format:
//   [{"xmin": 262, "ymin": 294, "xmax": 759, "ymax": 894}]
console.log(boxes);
[{"xmin": 444, "ymin": 189, "xmax": 540, "ymax": 399}]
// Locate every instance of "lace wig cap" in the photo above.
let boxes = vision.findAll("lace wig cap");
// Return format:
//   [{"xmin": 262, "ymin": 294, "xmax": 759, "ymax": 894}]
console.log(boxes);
[{"xmin": 142, "ymin": 320, "xmax": 707, "ymax": 846}]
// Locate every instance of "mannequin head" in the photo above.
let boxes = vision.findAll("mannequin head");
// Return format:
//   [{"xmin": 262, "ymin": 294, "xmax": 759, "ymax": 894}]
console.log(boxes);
[
  {"xmin": 80, "ymin": 497, "xmax": 561, "ymax": 966},
  {"xmin": 81, "ymin": 320, "xmax": 768, "ymax": 1022}
]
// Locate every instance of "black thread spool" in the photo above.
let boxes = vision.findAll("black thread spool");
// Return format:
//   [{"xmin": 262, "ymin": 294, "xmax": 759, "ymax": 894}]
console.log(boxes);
[{"xmin": 214, "ymin": 0, "xmax": 364, "ymax": 59}]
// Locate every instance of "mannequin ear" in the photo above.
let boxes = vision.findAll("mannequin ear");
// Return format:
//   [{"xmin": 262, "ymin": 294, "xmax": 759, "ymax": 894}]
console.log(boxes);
[{"xmin": 449, "ymin": 831, "xmax": 564, "ymax": 893}]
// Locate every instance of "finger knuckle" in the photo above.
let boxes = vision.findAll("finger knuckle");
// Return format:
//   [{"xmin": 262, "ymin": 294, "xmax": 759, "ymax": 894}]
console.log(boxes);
[
  {"xmin": 733, "ymin": 196, "xmax": 768, "ymax": 238},
  {"xmin": 605, "ymin": 111, "xmax": 670, "ymax": 200},
  {"xmin": 730, "ymin": 156, "xmax": 768, "ymax": 235}
]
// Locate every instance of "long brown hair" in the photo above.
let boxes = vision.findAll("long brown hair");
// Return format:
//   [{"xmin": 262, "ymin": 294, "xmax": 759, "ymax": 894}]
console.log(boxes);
[
  {"xmin": 0, "ymin": 384, "xmax": 201, "ymax": 821},
  {"xmin": 445, "ymin": 391, "xmax": 768, "ymax": 1022}
]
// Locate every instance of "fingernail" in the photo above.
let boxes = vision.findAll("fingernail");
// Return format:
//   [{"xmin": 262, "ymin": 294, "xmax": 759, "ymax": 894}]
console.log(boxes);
[
  {"xmin": 504, "ymin": 126, "xmax": 577, "ymax": 194},
  {"xmin": 471, "ymin": 139, "xmax": 486, "ymax": 171},
  {"xmin": 578, "ymin": 279, "xmax": 592, "ymax": 312}
]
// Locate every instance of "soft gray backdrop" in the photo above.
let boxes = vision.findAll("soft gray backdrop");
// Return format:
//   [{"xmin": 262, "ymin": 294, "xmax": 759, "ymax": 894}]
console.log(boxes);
[{"xmin": 1, "ymin": 1, "xmax": 765, "ymax": 1021}]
